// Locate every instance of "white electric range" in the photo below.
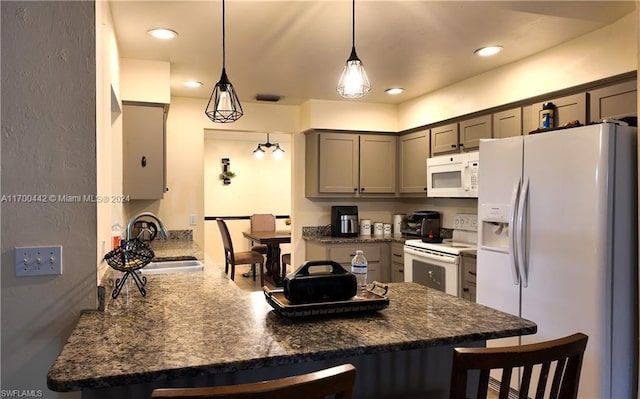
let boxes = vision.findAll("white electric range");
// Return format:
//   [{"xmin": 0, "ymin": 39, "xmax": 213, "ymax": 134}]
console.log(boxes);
[{"xmin": 404, "ymin": 214, "xmax": 477, "ymax": 296}]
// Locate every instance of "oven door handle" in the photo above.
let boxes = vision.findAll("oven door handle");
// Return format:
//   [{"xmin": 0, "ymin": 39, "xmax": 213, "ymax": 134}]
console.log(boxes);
[{"xmin": 404, "ymin": 247, "xmax": 458, "ymax": 264}]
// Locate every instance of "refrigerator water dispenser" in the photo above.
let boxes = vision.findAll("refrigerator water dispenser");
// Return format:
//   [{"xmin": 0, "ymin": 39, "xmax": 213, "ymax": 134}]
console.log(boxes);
[{"xmin": 479, "ymin": 204, "xmax": 511, "ymax": 252}]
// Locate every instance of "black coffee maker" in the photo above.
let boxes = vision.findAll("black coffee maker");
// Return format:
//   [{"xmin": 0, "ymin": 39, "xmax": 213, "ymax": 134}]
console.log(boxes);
[{"xmin": 331, "ymin": 206, "xmax": 359, "ymax": 237}]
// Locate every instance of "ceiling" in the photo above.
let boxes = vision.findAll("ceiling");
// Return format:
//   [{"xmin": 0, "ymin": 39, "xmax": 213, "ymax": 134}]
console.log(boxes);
[{"xmin": 110, "ymin": 1, "xmax": 636, "ymax": 106}]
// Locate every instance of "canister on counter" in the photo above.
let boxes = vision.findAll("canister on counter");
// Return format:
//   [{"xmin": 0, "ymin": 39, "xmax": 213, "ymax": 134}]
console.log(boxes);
[
  {"xmin": 360, "ymin": 219, "xmax": 371, "ymax": 236},
  {"xmin": 373, "ymin": 222, "xmax": 384, "ymax": 237},
  {"xmin": 383, "ymin": 223, "xmax": 392, "ymax": 235}
]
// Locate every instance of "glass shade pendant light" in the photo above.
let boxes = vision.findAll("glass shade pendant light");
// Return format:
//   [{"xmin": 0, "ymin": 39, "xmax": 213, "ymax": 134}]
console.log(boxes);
[
  {"xmin": 205, "ymin": 0, "xmax": 243, "ymax": 123},
  {"xmin": 253, "ymin": 134, "xmax": 285, "ymax": 159},
  {"xmin": 337, "ymin": 0, "xmax": 371, "ymax": 98}
]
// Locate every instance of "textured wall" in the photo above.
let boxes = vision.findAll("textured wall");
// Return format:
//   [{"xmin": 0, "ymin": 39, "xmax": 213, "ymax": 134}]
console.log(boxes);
[{"xmin": 1, "ymin": 2, "xmax": 97, "ymax": 398}]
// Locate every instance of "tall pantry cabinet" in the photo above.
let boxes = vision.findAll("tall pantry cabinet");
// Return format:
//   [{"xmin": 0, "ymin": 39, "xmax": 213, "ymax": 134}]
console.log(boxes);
[{"xmin": 122, "ymin": 101, "xmax": 168, "ymax": 200}]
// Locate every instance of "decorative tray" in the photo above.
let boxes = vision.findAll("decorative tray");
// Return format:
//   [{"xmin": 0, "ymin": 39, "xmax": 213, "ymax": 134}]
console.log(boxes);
[{"xmin": 263, "ymin": 281, "xmax": 390, "ymax": 318}]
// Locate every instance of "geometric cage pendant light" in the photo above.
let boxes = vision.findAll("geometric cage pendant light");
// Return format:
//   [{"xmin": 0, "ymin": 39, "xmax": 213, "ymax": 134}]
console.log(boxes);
[
  {"xmin": 205, "ymin": 0, "xmax": 244, "ymax": 123},
  {"xmin": 337, "ymin": 0, "xmax": 371, "ymax": 98}
]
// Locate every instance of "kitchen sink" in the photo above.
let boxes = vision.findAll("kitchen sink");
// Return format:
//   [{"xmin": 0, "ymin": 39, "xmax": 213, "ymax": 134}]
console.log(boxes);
[{"xmin": 141, "ymin": 259, "xmax": 204, "ymax": 274}]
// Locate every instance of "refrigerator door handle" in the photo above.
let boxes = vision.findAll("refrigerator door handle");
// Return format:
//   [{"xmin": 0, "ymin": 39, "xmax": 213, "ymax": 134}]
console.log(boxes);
[
  {"xmin": 509, "ymin": 177, "xmax": 521, "ymax": 285},
  {"xmin": 516, "ymin": 178, "xmax": 530, "ymax": 288}
]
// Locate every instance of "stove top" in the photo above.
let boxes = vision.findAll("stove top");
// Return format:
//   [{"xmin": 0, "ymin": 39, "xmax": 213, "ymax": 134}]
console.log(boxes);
[{"xmin": 404, "ymin": 239, "xmax": 477, "ymax": 255}]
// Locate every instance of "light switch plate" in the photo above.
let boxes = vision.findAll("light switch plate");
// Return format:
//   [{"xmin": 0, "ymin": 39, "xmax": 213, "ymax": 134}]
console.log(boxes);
[
  {"xmin": 189, "ymin": 214, "xmax": 197, "ymax": 226},
  {"xmin": 15, "ymin": 246, "xmax": 63, "ymax": 276}
]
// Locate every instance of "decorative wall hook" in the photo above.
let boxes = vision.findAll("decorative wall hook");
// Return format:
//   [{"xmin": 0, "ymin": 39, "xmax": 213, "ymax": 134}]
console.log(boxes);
[{"xmin": 219, "ymin": 158, "xmax": 235, "ymax": 185}]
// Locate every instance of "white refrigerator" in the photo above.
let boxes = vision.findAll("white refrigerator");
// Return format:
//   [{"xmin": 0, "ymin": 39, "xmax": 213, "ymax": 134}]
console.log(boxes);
[{"xmin": 477, "ymin": 122, "xmax": 637, "ymax": 398}]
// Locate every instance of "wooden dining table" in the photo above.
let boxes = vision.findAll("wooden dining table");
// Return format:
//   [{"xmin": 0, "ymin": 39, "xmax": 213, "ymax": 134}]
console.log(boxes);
[{"xmin": 242, "ymin": 230, "xmax": 291, "ymax": 286}]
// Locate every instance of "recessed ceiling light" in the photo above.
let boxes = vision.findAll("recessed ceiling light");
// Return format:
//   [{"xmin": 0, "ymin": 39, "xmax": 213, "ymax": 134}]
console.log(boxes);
[
  {"xmin": 147, "ymin": 28, "xmax": 178, "ymax": 40},
  {"xmin": 385, "ymin": 88, "xmax": 404, "ymax": 95},
  {"xmin": 474, "ymin": 46, "xmax": 503, "ymax": 57},
  {"xmin": 184, "ymin": 80, "xmax": 203, "ymax": 88}
]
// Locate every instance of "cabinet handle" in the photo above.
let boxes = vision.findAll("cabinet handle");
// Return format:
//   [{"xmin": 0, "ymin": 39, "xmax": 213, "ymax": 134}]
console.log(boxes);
[
  {"xmin": 463, "ymin": 288, "xmax": 469, "ymax": 292},
  {"xmin": 451, "ymin": 144, "xmax": 457, "ymax": 148},
  {"xmin": 353, "ymin": 188, "xmax": 358, "ymax": 192},
  {"xmin": 360, "ymin": 187, "xmax": 365, "ymax": 192},
  {"xmin": 460, "ymin": 143, "xmax": 464, "ymax": 147},
  {"xmin": 393, "ymin": 253, "xmax": 402, "ymax": 257},
  {"xmin": 469, "ymin": 271, "xmax": 476, "ymax": 276},
  {"xmin": 399, "ymin": 269, "xmax": 403, "ymax": 273},
  {"xmin": 141, "ymin": 156, "xmax": 147, "ymax": 167},
  {"xmin": 423, "ymin": 187, "xmax": 427, "ymax": 191}
]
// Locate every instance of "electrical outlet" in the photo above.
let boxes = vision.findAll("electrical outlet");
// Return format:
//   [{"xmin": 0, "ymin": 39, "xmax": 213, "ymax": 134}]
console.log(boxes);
[
  {"xmin": 190, "ymin": 214, "xmax": 197, "ymax": 226},
  {"xmin": 15, "ymin": 246, "xmax": 63, "ymax": 276}
]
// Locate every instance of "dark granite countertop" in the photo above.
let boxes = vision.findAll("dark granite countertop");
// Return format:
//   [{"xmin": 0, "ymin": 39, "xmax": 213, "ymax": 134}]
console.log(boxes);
[{"xmin": 49, "ymin": 259, "xmax": 536, "ymax": 393}]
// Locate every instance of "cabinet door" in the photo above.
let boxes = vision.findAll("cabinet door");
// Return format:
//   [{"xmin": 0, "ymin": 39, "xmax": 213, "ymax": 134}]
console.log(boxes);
[
  {"xmin": 123, "ymin": 103, "xmax": 166, "ymax": 200},
  {"xmin": 459, "ymin": 114, "xmax": 492, "ymax": 150},
  {"xmin": 399, "ymin": 130, "xmax": 429, "ymax": 194},
  {"xmin": 431, "ymin": 123, "xmax": 459, "ymax": 155},
  {"xmin": 493, "ymin": 108, "xmax": 522, "ymax": 138},
  {"xmin": 589, "ymin": 80, "xmax": 637, "ymax": 121},
  {"xmin": 318, "ymin": 133, "xmax": 359, "ymax": 194},
  {"xmin": 359, "ymin": 134, "xmax": 396, "ymax": 194},
  {"xmin": 525, "ymin": 93, "xmax": 587, "ymax": 133},
  {"xmin": 391, "ymin": 242, "xmax": 405, "ymax": 282}
]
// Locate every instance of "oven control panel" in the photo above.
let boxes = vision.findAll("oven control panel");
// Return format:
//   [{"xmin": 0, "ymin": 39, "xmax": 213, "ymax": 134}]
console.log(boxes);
[{"xmin": 453, "ymin": 213, "xmax": 477, "ymax": 231}]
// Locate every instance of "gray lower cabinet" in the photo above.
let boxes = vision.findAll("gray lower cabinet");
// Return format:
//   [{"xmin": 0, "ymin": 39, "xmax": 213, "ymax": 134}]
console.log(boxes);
[
  {"xmin": 430, "ymin": 123, "xmax": 459, "ymax": 155},
  {"xmin": 493, "ymin": 107, "xmax": 523, "ymax": 138},
  {"xmin": 523, "ymin": 92, "xmax": 587, "ymax": 133},
  {"xmin": 122, "ymin": 102, "xmax": 168, "ymax": 200},
  {"xmin": 398, "ymin": 129, "xmax": 429, "ymax": 195},
  {"xmin": 305, "ymin": 131, "xmax": 396, "ymax": 198},
  {"xmin": 589, "ymin": 79, "xmax": 637, "ymax": 121},
  {"xmin": 390, "ymin": 242, "xmax": 405, "ymax": 283},
  {"xmin": 305, "ymin": 241, "xmax": 390, "ymax": 284},
  {"xmin": 459, "ymin": 114, "xmax": 492, "ymax": 150}
]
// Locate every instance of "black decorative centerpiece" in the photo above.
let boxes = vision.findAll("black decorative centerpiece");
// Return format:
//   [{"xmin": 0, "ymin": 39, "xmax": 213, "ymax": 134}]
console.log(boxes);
[
  {"xmin": 103, "ymin": 238, "xmax": 155, "ymax": 299},
  {"xmin": 264, "ymin": 260, "xmax": 390, "ymax": 318}
]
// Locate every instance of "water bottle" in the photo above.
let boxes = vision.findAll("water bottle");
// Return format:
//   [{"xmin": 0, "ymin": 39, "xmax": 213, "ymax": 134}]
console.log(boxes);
[
  {"xmin": 111, "ymin": 221, "xmax": 122, "ymax": 249},
  {"xmin": 351, "ymin": 250, "xmax": 368, "ymax": 297}
]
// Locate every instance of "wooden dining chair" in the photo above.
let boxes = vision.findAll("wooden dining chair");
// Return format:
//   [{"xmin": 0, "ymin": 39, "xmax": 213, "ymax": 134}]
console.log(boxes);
[
  {"xmin": 216, "ymin": 218, "xmax": 265, "ymax": 286},
  {"xmin": 249, "ymin": 214, "xmax": 276, "ymax": 255},
  {"xmin": 449, "ymin": 333, "xmax": 588, "ymax": 399},
  {"xmin": 150, "ymin": 363, "xmax": 356, "ymax": 399}
]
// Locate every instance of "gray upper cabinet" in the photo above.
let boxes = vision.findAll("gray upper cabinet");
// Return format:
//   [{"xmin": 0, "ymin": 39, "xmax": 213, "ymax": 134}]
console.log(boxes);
[
  {"xmin": 398, "ymin": 129, "xmax": 430, "ymax": 195},
  {"xmin": 523, "ymin": 93, "xmax": 587, "ymax": 133},
  {"xmin": 459, "ymin": 114, "xmax": 492, "ymax": 150},
  {"xmin": 589, "ymin": 79, "xmax": 637, "ymax": 122},
  {"xmin": 305, "ymin": 131, "xmax": 396, "ymax": 198},
  {"xmin": 359, "ymin": 135, "xmax": 397, "ymax": 194},
  {"xmin": 430, "ymin": 123, "xmax": 459, "ymax": 155},
  {"xmin": 123, "ymin": 102, "xmax": 168, "ymax": 200},
  {"xmin": 493, "ymin": 108, "xmax": 523, "ymax": 138}
]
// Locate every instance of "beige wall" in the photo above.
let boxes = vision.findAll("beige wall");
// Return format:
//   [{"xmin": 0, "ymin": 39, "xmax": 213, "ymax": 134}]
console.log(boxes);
[
  {"xmin": 398, "ymin": 11, "xmax": 638, "ymax": 130},
  {"xmin": 204, "ymin": 132, "xmax": 292, "ymax": 265},
  {"xmin": 1, "ymin": 3, "xmax": 97, "ymax": 398}
]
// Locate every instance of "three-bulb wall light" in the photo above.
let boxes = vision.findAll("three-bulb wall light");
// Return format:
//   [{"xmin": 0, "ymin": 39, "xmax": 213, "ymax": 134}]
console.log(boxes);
[{"xmin": 253, "ymin": 134, "xmax": 285, "ymax": 160}]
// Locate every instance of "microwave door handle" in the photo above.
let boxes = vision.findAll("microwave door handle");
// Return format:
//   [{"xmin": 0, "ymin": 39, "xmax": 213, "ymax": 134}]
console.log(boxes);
[
  {"xmin": 509, "ymin": 177, "xmax": 521, "ymax": 285},
  {"xmin": 462, "ymin": 162, "xmax": 469, "ymax": 191}
]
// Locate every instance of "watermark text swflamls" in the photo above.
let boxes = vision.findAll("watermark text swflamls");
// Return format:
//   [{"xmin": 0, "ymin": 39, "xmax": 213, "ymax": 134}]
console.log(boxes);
[
  {"xmin": 0, "ymin": 389, "xmax": 44, "ymax": 398},
  {"xmin": 1, "ymin": 194, "xmax": 130, "ymax": 204}
]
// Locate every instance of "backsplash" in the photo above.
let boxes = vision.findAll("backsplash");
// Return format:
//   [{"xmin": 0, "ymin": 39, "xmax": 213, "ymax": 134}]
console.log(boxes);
[{"xmin": 303, "ymin": 225, "xmax": 453, "ymax": 239}]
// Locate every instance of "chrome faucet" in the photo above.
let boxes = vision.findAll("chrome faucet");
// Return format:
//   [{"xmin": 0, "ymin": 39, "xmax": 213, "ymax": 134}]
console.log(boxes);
[{"xmin": 126, "ymin": 212, "xmax": 168, "ymax": 241}]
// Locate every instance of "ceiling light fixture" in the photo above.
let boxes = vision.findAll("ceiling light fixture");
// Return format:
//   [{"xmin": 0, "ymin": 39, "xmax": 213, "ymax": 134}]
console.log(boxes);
[
  {"xmin": 385, "ymin": 88, "xmax": 404, "ymax": 95},
  {"xmin": 337, "ymin": 0, "xmax": 371, "ymax": 99},
  {"xmin": 253, "ymin": 134, "xmax": 285, "ymax": 160},
  {"xmin": 184, "ymin": 80, "xmax": 203, "ymax": 88},
  {"xmin": 147, "ymin": 28, "xmax": 178, "ymax": 40},
  {"xmin": 205, "ymin": 0, "xmax": 243, "ymax": 123},
  {"xmin": 474, "ymin": 45, "xmax": 503, "ymax": 57}
]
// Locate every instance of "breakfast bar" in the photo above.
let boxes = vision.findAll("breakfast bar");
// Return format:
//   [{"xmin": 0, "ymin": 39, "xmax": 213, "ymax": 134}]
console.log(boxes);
[{"xmin": 47, "ymin": 260, "xmax": 536, "ymax": 399}]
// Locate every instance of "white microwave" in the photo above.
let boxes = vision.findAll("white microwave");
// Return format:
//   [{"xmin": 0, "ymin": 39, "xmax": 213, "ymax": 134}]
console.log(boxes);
[{"xmin": 426, "ymin": 152, "xmax": 479, "ymax": 198}]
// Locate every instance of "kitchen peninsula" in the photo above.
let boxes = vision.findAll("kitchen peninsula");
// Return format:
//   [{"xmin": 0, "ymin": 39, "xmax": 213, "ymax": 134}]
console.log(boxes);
[{"xmin": 48, "ymin": 260, "xmax": 536, "ymax": 399}]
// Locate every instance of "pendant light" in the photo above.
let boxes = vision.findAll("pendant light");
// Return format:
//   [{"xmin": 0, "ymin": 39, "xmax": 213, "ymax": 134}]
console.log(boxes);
[
  {"xmin": 253, "ymin": 134, "xmax": 285, "ymax": 159},
  {"xmin": 337, "ymin": 0, "xmax": 371, "ymax": 98},
  {"xmin": 205, "ymin": 0, "xmax": 243, "ymax": 123}
]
